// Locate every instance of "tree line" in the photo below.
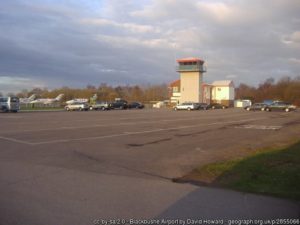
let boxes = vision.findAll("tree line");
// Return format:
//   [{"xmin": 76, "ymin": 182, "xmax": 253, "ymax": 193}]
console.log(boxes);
[
  {"xmin": 13, "ymin": 83, "xmax": 169, "ymax": 103},
  {"xmin": 235, "ymin": 76, "xmax": 300, "ymax": 106},
  {"xmin": 2, "ymin": 76, "xmax": 300, "ymax": 105}
]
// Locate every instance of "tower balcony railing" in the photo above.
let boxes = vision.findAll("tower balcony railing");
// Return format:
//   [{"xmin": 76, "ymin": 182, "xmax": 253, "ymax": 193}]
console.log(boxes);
[{"xmin": 176, "ymin": 64, "xmax": 206, "ymax": 72}]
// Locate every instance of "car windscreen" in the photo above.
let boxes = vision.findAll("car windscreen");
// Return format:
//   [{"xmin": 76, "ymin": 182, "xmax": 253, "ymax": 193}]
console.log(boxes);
[
  {"xmin": 10, "ymin": 97, "xmax": 19, "ymax": 103},
  {"xmin": 0, "ymin": 97, "xmax": 8, "ymax": 102}
]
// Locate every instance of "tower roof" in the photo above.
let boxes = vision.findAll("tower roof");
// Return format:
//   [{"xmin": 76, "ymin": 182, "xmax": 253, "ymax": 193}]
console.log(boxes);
[
  {"xmin": 176, "ymin": 57, "xmax": 204, "ymax": 64},
  {"xmin": 169, "ymin": 79, "xmax": 180, "ymax": 87}
]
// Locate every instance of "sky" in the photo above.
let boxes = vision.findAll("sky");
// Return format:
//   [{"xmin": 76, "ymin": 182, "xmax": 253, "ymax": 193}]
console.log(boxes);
[{"xmin": 0, "ymin": 0, "xmax": 300, "ymax": 94}]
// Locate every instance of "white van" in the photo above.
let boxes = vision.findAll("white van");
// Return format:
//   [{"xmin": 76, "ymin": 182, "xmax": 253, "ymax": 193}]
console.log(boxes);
[{"xmin": 0, "ymin": 97, "xmax": 20, "ymax": 112}]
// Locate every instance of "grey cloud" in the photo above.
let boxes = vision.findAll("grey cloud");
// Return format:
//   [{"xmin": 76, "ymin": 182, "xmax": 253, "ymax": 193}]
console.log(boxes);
[
  {"xmin": 1, "ymin": 1, "xmax": 177, "ymax": 90},
  {"xmin": 0, "ymin": 0, "xmax": 299, "ymax": 94}
]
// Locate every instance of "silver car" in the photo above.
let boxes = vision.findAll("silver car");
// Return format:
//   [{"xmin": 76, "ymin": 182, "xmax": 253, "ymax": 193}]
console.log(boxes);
[
  {"xmin": 65, "ymin": 103, "xmax": 89, "ymax": 111},
  {"xmin": 89, "ymin": 101, "xmax": 112, "ymax": 110},
  {"xmin": 174, "ymin": 102, "xmax": 199, "ymax": 111}
]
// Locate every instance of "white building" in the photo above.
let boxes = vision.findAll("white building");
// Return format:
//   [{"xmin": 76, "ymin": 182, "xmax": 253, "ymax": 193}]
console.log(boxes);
[
  {"xmin": 211, "ymin": 80, "xmax": 235, "ymax": 107},
  {"xmin": 176, "ymin": 58, "xmax": 206, "ymax": 104},
  {"xmin": 169, "ymin": 58, "xmax": 235, "ymax": 107},
  {"xmin": 169, "ymin": 79, "xmax": 181, "ymax": 104}
]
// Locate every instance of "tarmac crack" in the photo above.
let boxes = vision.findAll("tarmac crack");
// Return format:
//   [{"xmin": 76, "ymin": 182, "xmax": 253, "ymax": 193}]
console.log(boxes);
[
  {"xmin": 73, "ymin": 150, "xmax": 104, "ymax": 163},
  {"xmin": 174, "ymin": 128, "xmax": 218, "ymax": 137},
  {"xmin": 127, "ymin": 138, "xmax": 172, "ymax": 147}
]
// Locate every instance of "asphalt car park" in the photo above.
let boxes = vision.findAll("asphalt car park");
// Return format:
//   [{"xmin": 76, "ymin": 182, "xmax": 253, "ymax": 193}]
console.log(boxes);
[{"xmin": 0, "ymin": 108, "xmax": 299, "ymax": 225}]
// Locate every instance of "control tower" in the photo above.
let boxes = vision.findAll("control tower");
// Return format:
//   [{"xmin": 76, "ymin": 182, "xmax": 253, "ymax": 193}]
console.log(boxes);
[{"xmin": 176, "ymin": 57, "xmax": 206, "ymax": 103}]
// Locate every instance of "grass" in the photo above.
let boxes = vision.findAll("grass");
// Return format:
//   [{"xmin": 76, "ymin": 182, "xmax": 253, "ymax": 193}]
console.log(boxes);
[{"xmin": 177, "ymin": 140, "xmax": 300, "ymax": 200}]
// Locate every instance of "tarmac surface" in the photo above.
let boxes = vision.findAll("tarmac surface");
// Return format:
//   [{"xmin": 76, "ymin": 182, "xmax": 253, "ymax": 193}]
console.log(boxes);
[{"xmin": 0, "ymin": 108, "xmax": 299, "ymax": 225}]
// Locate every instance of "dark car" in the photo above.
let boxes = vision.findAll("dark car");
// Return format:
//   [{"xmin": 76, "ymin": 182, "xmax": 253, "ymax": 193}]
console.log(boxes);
[
  {"xmin": 207, "ymin": 103, "xmax": 227, "ymax": 109},
  {"xmin": 110, "ymin": 100, "xmax": 128, "ymax": 109},
  {"xmin": 244, "ymin": 103, "xmax": 267, "ymax": 111},
  {"xmin": 197, "ymin": 103, "xmax": 209, "ymax": 110},
  {"xmin": 128, "ymin": 102, "xmax": 144, "ymax": 109},
  {"xmin": 264, "ymin": 101, "xmax": 296, "ymax": 112}
]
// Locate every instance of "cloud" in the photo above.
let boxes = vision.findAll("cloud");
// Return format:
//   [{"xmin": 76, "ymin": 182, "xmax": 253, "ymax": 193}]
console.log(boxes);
[
  {"xmin": 80, "ymin": 18, "xmax": 160, "ymax": 34},
  {"xmin": 0, "ymin": 76, "xmax": 45, "ymax": 94},
  {"xmin": 226, "ymin": 74, "xmax": 237, "ymax": 79},
  {"xmin": 290, "ymin": 31, "xmax": 300, "ymax": 43},
  {"xmin": 0, "ymin": 0, "xmax": 299, "ymax": 93},
  {"xmin": 94, "ymin": 34, "xmax": 174, "ymax": 50},
  {"xmin": 283, "ymin": 31, "xmax": 300, "ymax": 48},
  {"xmin": 289, "ymin": 58, "xmax": 300, "ymax": 65}
]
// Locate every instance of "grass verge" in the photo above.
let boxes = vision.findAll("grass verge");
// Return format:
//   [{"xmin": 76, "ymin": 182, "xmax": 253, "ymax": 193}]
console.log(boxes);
[{"xmin": 175, "ymin": 140, "xmax": 300, "ymax": 200}]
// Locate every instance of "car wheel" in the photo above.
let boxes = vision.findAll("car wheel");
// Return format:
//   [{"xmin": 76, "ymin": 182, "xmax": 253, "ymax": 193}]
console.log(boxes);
[
  {"xmin": 174, "ymin": 107, "xmax": 177, "ymax": 111},
  {"xmin": 212, "ymin": 106, "xmax": 215, "ymax": 109},
  {"xmin": 261, "ymin": 108, "xmax": 265, "ymax": 111},
  {"xmin": 222, "ymin": 106, "xmax": 226, "ymax": 109},
  {"xmin": 285, "ymin": 108, "xmax": 290, "ymax": 112},
  {"xmin": 266, "ymin": 108, "xmax": 270, "ymax": 112},
  {"xmin": 66, "ymin": 107, "xmax": 70, "ymax": 111},
  {"xmin": 79, "ymin": 107, "xmax": 83, "ymax": 111},
  {"xmin": 187, "ymin": 107, "xmax": 191, "ymax": 111},
  {"xmin": 89, "ymin": 106, "xmax": 93, "ymax": 111},
  {"xmin": 246, "ymin": 107, "xmax": 250, "ymax": 111}
]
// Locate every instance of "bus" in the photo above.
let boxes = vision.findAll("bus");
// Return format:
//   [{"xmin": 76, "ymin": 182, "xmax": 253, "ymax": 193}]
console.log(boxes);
[{"xmin": 0, "ymin": 96, "xmax": 20, "ymax": 112}]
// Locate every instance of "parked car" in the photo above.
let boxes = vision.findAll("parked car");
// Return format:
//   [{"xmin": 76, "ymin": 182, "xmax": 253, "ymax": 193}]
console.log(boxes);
[
  {"xmin": 0, "ymin": 96, "xmax": 20, "ymax": 112},
  {"xmin": 207, "ymin": 103, "xmax": 227, "ymax": 109},
  {"xmin": 110, "ymin": 100, "xmax": 128, "ymax": 109},
  {"xmin": 198, "ymin": 103, "xmax": 209, "ymax": 110},
  {"xmin": 263, "ymin": 99, "xmax": 275, "ymax": 106},
  {"xmin": 174, "ymin": 102, "xmax": 200, "ymax": 111},
  {"xmin": 244, "ymin": 103, "xmax": 267, "ymax": 111},
  {"xmin": 264, "ymin": 102, "xmax": 296, "ymax": 112},
  {"xmin": 128, "ymin": 102, "xmax": 144, "ymax": 109},
  {"xmin": 65, "ymin": 102, "xmax": 89, "ymax": 111},
  {"xmin": 89, "ymin": 101, "xmax": 112, "ymax": 110}
]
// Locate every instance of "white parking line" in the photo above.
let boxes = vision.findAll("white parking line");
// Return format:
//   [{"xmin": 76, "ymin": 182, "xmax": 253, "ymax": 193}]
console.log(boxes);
[
  {"xmin": 0, "ymin": 117, "xmax": 266, "ymax": 146},
  {"xmin": 0, "ymin": 136, "xmax": 33, "ymax": 145},
  {"xmin": 234, "ymin": 125, "xmax": 282, "ymax": 130}
]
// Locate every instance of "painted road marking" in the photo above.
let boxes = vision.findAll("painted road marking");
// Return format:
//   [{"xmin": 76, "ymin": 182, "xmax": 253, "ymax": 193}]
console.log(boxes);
[
  {"xmin": 0, "ymin": 136, "xmax": 33, "ymax": 145},
  {"xmin": 0, "ymin": 117, "xmax": 266, "ymax": 145},
  {"xmin": 234, "ymin": 125, "xmax": 282, "ymax": 130}
]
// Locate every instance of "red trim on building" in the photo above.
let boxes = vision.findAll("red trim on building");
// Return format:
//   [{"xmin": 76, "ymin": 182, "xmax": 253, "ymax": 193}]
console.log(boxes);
[
  {"xmin": 169, "ymin": 79, "xmax": 180, "ymax": 88},
  {"xmin": 176, "ymin": 57, "xmax": 204, "ymax": 64}
]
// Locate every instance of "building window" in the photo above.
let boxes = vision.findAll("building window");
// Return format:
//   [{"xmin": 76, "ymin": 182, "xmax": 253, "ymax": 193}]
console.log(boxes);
[
  {"xmin": 173, "ymin": 87, "xmax": 179, "ymax": 93},
  {"xmin": 218, "ymin": 88, "xmax": 221, "ymax": 91}
]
